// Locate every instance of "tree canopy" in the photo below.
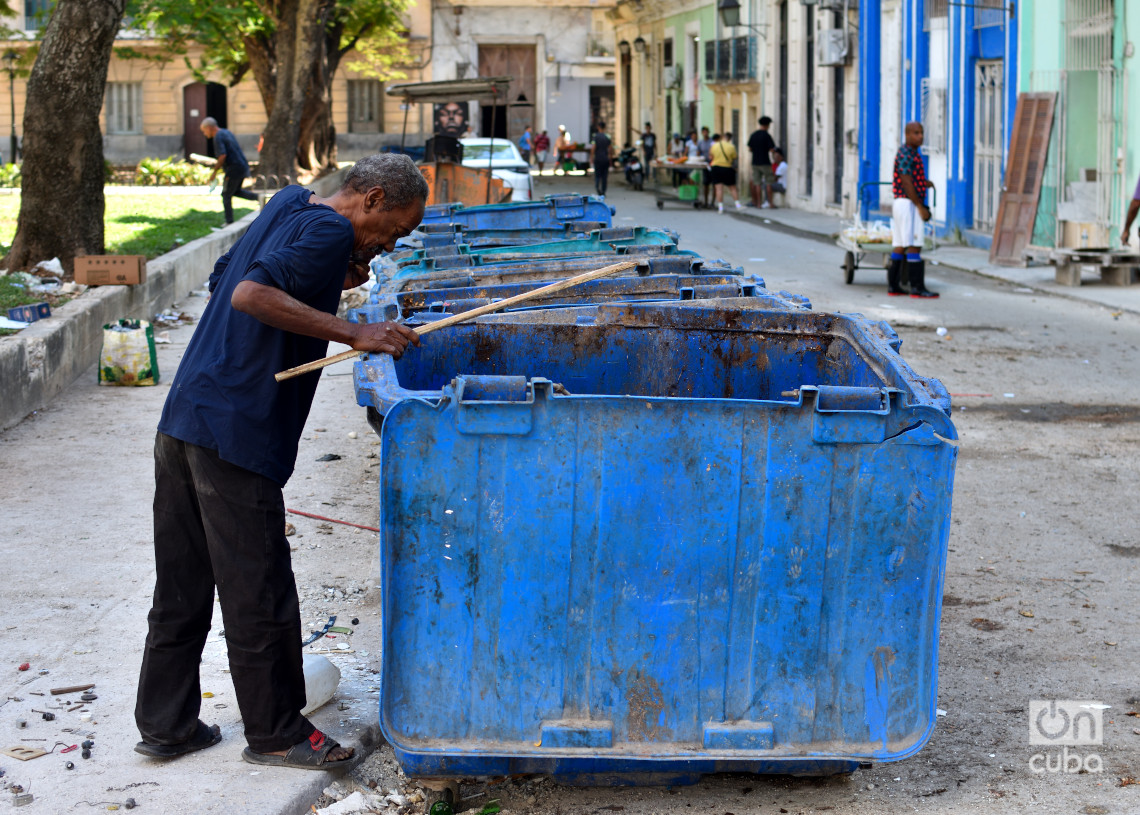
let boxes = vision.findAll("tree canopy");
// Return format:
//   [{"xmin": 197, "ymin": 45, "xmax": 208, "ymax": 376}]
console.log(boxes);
[{"xmin": 131, "ymin": 0, "xmax": 414, "ymax": 179}]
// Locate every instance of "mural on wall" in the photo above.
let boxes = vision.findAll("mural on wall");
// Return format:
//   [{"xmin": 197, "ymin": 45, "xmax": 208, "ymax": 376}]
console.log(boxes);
[{"xmin": 434, "ymin": 102, "xmax": 471, "ymax": 137}]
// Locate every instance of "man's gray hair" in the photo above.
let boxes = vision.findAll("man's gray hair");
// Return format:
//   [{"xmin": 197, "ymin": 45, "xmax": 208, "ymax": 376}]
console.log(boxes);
[
  {"xmin": 200, "ymin": 117, "xmax": 218, "ymax": 128},
  {"xmin": 343, "ymin": 153, "xmax": 430, "ymax": 210}
]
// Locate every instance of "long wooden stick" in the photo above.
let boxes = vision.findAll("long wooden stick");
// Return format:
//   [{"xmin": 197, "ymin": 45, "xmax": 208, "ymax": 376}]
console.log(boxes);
[{"xmin": 274, "ymin": 259, "xmax": 638, "ymax": 382}]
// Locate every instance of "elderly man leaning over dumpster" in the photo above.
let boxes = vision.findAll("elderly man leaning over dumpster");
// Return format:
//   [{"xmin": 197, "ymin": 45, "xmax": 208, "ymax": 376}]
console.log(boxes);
[{"xmin": 134, "ymin": 154, "xmax": 428, "ymax": 771}]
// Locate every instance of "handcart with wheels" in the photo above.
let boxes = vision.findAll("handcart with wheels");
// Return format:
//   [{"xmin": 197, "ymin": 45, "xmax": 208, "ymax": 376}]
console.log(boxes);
[
  {"xmin": 650, "ymin": 158, "xmax": 708, "ymax": 210},
  {"xmin": 839, "ymin": 183, "xmax": 937, "ymax": 284}
]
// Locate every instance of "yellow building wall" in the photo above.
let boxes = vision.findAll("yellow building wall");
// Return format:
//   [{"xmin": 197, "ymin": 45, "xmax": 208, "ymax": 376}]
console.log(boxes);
[{"xmin": 0, "ymin": 5, "xmax": 432, "ymax": 164}]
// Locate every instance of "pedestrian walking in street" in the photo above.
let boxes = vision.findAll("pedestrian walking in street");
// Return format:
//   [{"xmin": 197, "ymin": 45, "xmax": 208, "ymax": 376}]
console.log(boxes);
[
  {"xmin": 134, "ymin": 154, "xmax": 429, "ymax": 770},
  {"xmin": 889, "ymin": 122, "xmax": 938, "ymax": 298},
  {"xmin": 200, "ymin": 117, "xmax": 258, "ymax": 225},
  {"xmin": 590, "ymin": 120, "xmax": 613, "ymax": 197},
  {"xmin": 640, "ymin": 122, "xmax": 656, "ymax": 167},
  {"xmin": 518, "ymin": 125, "xmax": 533, "ymax": 165},
  {"xmin": 709, "ymin": 133, "xmax": 743, "ymax": 213},
  {"xmin": 747, "ymin": 116, "xmax": 777, "ymax": 208},
  {"xmin": 698, "ymin": 127, "xmax": 714, "ymax": 207},
  {"xmin": 534, "ymin": 129, "xmax": 550, "ymax": 174}
]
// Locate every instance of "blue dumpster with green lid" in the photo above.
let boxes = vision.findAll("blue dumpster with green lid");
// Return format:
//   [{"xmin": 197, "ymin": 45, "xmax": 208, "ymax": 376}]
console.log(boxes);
[
  {"xmin": 421, "ymin": 193, "xmax": 614, "ymax": 230},
  {"xmin": 356, "ymin": 300, "xmax": 957, "ymax": 784},
  {"xmin": 351, "ymin": 273, "xmax": 795, "ymax": 322}
]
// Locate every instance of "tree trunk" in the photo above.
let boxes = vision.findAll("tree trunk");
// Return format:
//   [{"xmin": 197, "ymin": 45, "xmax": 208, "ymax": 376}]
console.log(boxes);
[
  {"xmin": 4, "ymin": 0, "xmax": 126, "ymax": 273},
  {"xmin": 257, "ymin": 0, "xmax": 334, "ymax": 185}
]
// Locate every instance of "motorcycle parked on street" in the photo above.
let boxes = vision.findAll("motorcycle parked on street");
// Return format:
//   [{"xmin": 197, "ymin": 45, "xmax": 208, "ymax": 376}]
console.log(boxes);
[{"xmin": 619, "ymin": 146, "xmax": 644, "ymax": 191}]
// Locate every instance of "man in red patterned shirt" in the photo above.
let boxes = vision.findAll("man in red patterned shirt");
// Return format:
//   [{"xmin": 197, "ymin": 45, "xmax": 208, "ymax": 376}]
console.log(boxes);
[{"xmin": 889, "ymin": 122, "xmax": 938, "ymax": 298}]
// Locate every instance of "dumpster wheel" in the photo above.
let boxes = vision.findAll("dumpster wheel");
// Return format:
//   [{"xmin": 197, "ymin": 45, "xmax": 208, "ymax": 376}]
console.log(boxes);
[
  {"xmin": 422, "ymin": 780, "xmax": 460, "ymax": 814},
  {"xmin": 843, "ymin": 251, "xmax": 856, "ymax": 285}
]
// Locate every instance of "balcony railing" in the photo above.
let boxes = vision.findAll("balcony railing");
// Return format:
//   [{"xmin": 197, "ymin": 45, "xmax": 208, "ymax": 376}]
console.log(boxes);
[{"xmin": 703, "ymin": 36, "xmax": 758, "ymax": 82}]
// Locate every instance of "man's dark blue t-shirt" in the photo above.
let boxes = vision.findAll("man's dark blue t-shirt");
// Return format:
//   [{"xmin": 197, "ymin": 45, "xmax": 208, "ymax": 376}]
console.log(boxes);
[
  {"xmin": 158, "ymin": 185, "xmax": 353, "ymax": 486},
  {"xmin": 214, "ymin": 127, "xmax": 250, "ymax": 179}
]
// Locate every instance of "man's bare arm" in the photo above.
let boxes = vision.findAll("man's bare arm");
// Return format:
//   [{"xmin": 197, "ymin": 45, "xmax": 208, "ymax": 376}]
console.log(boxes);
[{"xmin": 231, "ymin": 280, "xmax": 419, "ymax": 358}]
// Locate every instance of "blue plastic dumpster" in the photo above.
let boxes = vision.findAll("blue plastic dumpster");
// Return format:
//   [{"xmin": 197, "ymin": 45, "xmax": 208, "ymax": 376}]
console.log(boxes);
[
  {"xmin": 421, "ymin": 194, "xmax": 614, "ymax": 230},
  {"xmin": 354, "ymin": 300, "xmax": 958, "ymax": 784},
  {"xmin": 373, "ymin": 255, "xmax": 745, "ymax": 295},
  {"xmin": 350, "ymin": 274, "xmax": 802, "ymax": 325},
  {"xmin": 419, "ymin": 221, "xmax": 614, "ymax": 249}
]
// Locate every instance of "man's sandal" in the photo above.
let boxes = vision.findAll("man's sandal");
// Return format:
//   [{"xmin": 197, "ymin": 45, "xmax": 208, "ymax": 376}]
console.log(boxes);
[
  {"xmin": 135, "ymin": 720, "xmax": 222, "ymax": 758},
  {"xmin": 241, "ymin": 729, "xmax": 355, "ymax": 771}
]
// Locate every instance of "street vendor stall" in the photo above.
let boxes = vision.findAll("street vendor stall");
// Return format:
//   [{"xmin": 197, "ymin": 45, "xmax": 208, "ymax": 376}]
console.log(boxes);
[{"xmin": 649, "ymin": 158, "xmax": 708, "ymax": 210}]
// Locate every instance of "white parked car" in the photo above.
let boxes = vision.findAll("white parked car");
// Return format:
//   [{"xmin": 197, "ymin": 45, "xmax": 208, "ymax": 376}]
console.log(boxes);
[{"xmin": 459, "ymin": 138, "xmax": 534, "ymax": 201}]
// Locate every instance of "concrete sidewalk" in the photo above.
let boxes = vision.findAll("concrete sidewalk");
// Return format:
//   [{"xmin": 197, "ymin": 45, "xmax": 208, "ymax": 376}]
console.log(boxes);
[{"xmin": 727, "ymin": 203, "xmax": 1140, "ymax": 315}]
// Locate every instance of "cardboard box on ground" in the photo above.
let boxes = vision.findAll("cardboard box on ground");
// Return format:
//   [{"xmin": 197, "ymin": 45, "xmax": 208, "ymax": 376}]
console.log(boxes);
[{"xmin": 74, "ymin": 255, "xmax": 147, "ymax": 285}]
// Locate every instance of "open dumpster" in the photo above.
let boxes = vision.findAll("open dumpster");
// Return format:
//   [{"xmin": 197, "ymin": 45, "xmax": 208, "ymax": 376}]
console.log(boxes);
[
  {"xmin": 421, "ymin": 194, "xmax": 615, "ymax": 230},
  {"xmin": 353, "ymin": 299, "xmax": 958, "ymax": 785}
]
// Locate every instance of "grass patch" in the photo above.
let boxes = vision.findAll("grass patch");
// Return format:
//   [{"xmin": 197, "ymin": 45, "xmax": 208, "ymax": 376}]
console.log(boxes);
[{"xmin": 0, "ymin": 191, "xmax": 256, "ymax": 260}]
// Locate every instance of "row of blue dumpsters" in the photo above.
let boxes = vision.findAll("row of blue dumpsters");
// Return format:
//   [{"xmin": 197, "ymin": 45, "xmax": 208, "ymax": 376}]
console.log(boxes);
[{"xmin": 350, "ymin": 194, "xmax": 959, "ymax": 786}]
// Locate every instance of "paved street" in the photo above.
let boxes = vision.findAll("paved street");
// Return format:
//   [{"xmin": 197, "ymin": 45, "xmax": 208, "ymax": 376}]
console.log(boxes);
[{"xmin": 2, "ymin": 173, "xmax": 1138, "ymax": 814}]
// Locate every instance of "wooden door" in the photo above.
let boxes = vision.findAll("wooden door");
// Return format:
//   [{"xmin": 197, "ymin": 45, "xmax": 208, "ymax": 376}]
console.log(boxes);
[
  {"xmin": 990, "ymin": 93, "xmax": 1056, "ymax": 264},
  {"xmin": 477, "ymin": 45, "xmax": 537, "ymax": 139},
  {"xmin": 183, "ymin": 83, "xmax": 228, "ymax": 159},
  {"xmin": 183, "ymin": 84, "xmax": 208, "ymax": 159}
]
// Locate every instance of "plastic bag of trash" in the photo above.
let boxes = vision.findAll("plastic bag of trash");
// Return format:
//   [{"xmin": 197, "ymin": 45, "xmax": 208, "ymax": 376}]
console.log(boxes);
[{"xmin": 99, "ymin": 319, "xmax": 160, "ymax": 386}]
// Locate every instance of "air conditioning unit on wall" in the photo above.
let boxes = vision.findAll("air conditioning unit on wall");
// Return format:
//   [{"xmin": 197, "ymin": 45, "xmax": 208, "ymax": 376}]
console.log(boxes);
[
  {"xmin": 817, "ymin": 29, "xmax": 849, "ymax": 66},
  {"xmin": 662, "ymin": 66, "xmax": 678, "ymax": 87}
]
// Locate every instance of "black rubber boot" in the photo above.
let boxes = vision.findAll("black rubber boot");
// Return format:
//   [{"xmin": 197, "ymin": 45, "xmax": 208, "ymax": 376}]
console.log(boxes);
[
  {"xmin": 887, "ymin": 258, "xmax": 908, "ymax": 296},
  {"xmin": 908, "ymin": 259, "xmax": 939, "ymax": 298}
]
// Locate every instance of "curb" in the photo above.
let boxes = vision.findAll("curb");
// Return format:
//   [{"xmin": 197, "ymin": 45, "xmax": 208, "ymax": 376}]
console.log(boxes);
[
  {"xmin": 0, "ymin": 219, "xmax": 252, "ymax": 432},
  {"xmin": 730, "ymin": 208, "xmax": 1140, "ymax": 318},
  {"xmin": 0, "ymin": 168, "xmax": 350, "ymax": 433}
]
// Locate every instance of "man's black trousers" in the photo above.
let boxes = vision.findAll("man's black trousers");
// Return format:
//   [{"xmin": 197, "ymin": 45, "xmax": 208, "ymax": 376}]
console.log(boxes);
[
  {"xmin": 135, "ymin": 433, "xmax": 314, "ymax": 753},
  {"xmin": 222, "ymin": 175, "xmax": 258, "ymax": 224},
  {"xmin": 595, "ymin": 162, "xmax": 609, "ymax": 196}
]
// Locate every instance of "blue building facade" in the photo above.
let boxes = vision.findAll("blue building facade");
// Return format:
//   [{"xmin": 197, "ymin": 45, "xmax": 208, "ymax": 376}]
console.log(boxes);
[{"xmin": 859, "ymin": 0, "xmax": 1018, "ymax": 245}]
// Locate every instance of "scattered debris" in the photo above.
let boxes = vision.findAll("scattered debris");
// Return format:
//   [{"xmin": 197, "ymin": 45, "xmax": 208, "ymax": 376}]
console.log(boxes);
[
  {"xmin": 51, "ymin": 684, "xmax": 95, "ymax": 696},
  {"xmin": 969, "ymin": 618, "xmax": 1004, "ymax": 631},
  {"xmin": 1, "ymin": 746, "xmax": 47, "ymax": 761},
  {"xmin": 316, "ymin": 454, "xmax": 342, "ymax": 462},
  {"xmin": 1019, "ymin": 610, "xmax": 1034, "ymax": 618}
]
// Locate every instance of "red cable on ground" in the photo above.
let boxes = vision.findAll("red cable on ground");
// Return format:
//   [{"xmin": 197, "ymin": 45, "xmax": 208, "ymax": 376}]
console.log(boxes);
[{"xmin": 287, "ymin": 508, "xmax": 380, "ymax": 532}]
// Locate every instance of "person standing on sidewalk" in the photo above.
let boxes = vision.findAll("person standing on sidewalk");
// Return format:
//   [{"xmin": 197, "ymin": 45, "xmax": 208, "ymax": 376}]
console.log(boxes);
[
  {"xmin": 889, "ymin": 122, "xmax": 938, "ymax": 298},
  {"xmin": 201, "ymin": 117, "xmax": 258, "ymax": 225},
  {"xmin": 590, "ymin": 120, "xmax": 612, "ymax": 197},
  {"xmin": 518, "ymin": 125, "xmax": 533, "ymax": 165},
  {"xmin": 640, "ymin": 122, "xmax": 657, "ymax": 167},
  {"xmin": 533, "ymin": 129, "xmax": 551, "ymax": 174},
  {"xmin": 709, "ymin": 133, "xmax": 743, "ymax": 213},
  {"xmin": 134, "ymin": 154, "xmax": 428, "ymax": 770},
  {"xmin": 747, "ymin": 116, "xmax": 777, "ymax": 208}
]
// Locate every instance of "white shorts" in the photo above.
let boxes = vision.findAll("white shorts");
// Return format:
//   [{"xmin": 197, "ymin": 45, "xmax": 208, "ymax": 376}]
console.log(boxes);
[{"xmin": 891, "ymin": 198, "xmax": 926, "ymax": 249}]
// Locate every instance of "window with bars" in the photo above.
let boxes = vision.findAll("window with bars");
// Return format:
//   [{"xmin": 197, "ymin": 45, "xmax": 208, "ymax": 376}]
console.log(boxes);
[
  {"xmin": 921, "ymin": 78, "xmax": 946, "ymax": 154},
  {"xmin": 105, "ymin": 82, "xmax": 143, "ymax": 135},
  {"xmin": 1065, "ymin": 0, "xmax": 1113, "ymax": 71},
  {"xmin": 24, "ymin": 0, "xmax": 50, "ymax": 29},
  {"xmin": 974, "ymin": 0, "xmax": 1007, "ymax": 29},
  {"xmin": 923, "ymin": 0, "xmax": 948, "ymax": 31},
  {"xmin": 347, "ymin": 79, "xmax": 382, "ymax": 133}
]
